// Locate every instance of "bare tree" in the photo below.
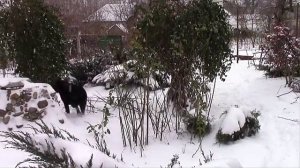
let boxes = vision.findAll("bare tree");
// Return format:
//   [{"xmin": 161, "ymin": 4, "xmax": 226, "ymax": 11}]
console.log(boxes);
[
  {"xmin": 273, "ymin": 0, "xmax": 293, "ymax": 23},
  {"xmin": 255, "ymin": 0, "xmax": 295, "ymax": 32}
]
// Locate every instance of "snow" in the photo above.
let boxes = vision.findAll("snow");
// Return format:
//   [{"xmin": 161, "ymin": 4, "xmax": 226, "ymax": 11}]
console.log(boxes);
[
  {"xmin": 200, "ymin": 158, "xmax": 242, "ymax": 168},
  {"xmin": 0, "ymin": 60, "xmax": 299, "ymax": 167}
]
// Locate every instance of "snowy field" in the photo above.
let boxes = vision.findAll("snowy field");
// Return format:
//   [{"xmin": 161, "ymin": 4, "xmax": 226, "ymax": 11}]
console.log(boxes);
[{"xmin": 0, "ymin": 61, "xmax": 299, "ymax": 167}]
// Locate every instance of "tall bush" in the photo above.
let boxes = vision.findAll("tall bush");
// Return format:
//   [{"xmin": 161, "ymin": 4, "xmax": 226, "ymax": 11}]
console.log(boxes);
[
  {"xmin": 0, "ymin": 7, "xmax": 15, "ymax": 74},
  {"xmin": 3, "ymin": 0, "xmax": 67, "ymax": 83},
  {"xmin": 135, "ymin": 0, "xmax": 232, "ymax": 114}
]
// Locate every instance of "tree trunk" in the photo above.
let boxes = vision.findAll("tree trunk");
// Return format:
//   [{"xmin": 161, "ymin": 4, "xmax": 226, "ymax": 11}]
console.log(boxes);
[
  {"xmin": 167, "ymin": 71, "xmax": 188, "ymax": 116},
  {"xmin": 2, "ymin": 68, "xmax": 6, "ymax": 78}
]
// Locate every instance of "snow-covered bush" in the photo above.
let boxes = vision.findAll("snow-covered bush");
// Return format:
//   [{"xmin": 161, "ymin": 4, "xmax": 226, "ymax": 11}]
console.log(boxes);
[
  {"xmin": 263, "ymin": 23, "xmax": 300, "ymax": 86},
  {"xmin": 92, "ymin": 60, "xmax": 170, "ymax": 90},
  {"xmin": 0, "ymin": 120, "xmax": 126, "ymax": 167},
  {"xmin": 67, "ymin": 51, "xmax": 114, "ymax": 85},
  {"xmin": 216, "ymin": 107, "xmax": 260, "ymax": 144},
  {"xmin": 92, "ymin": 64, "xmax": 128, "ymax": 89}
]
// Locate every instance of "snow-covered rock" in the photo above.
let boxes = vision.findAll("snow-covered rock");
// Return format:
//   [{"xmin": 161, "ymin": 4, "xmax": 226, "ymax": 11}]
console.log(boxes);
[{"xmin": 0, "ymin": 80, "xmax": 60, "ymax": 124}]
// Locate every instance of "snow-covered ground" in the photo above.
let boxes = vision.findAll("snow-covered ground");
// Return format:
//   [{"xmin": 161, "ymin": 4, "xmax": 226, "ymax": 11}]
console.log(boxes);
[{"xmin": 0, "ymin": 61, "xmax": 299, "ymax": 167}]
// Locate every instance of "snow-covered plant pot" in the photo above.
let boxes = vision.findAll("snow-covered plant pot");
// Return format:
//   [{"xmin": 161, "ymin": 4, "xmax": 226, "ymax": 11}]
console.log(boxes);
[{"xmin": 216, "ymin": 107, "xmax": 260, "ymax": 144}]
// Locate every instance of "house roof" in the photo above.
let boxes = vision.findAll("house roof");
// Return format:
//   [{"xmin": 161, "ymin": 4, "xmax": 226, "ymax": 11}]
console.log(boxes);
[
  {"xmin": 107, "ymin": 24, "xmax": 128, "ymax": 33},
  {"xmin": 86, "ymin": 3, "xmax": 134, "ymax": 22},
  {"xmin": 107, "ymin": 23, "xmax": 128, "ymax": 34}
]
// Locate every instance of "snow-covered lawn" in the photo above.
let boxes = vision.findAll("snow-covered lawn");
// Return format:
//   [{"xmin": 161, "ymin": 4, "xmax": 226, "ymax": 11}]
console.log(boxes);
[{"xmin": 0, "ymin": 61, "xmax": 299, "ymax": 167}]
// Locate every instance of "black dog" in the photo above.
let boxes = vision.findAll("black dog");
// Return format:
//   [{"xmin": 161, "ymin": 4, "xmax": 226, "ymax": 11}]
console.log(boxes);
[{"xmin": 51, "ymin": 79, "xmax": 87, "ymax": 114}]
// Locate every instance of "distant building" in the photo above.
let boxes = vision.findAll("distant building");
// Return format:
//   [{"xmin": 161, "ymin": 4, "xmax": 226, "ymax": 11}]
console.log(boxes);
[{"xmin": 80, "ymin": 2, "xmax": 134, "ymax": 50}]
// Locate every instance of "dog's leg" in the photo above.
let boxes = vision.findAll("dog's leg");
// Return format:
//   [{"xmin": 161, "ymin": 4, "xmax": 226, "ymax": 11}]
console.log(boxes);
[
  {"xmin": 75, "ymin": 106, "xmax": 81, "ymax": 114},
  {"xmin": 80, "ymin": 101, "xmax": 86, "ymax": 114},
  {"xmin": 63, "ymin": 102, "xmax": 70, "ymax": 113}
]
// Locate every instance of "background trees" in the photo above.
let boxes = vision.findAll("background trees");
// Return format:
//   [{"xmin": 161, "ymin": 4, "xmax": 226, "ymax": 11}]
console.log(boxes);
[{"xmin": 258, "ymin": 0, "xmax": 300, "ymax": 86}]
